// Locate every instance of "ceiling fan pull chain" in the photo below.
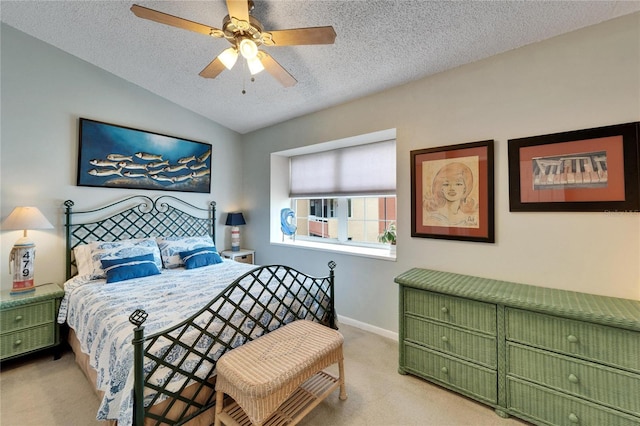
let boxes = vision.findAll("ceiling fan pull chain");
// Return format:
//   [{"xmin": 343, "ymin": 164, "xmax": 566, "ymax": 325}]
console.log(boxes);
[{"xmin": 242, "ymin": 60, "xmax": 247, "ymax": 94}]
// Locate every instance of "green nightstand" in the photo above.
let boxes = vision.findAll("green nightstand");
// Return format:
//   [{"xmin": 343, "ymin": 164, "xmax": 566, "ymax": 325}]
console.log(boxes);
[{"xmin": 1, "ymin": 283, "xmax": 65, "ymax": 362}]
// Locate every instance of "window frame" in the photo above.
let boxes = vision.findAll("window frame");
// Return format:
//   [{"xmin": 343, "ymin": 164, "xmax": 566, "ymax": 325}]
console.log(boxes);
[{"xmin": 270, "ymin": 129, "xmax": 397, "ymax": 260}]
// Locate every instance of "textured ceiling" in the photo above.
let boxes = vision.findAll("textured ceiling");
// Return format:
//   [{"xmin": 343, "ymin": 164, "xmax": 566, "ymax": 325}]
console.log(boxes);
[{"xmin": 2, "ymin": 1, "xmax": 639, "ymax": 134}]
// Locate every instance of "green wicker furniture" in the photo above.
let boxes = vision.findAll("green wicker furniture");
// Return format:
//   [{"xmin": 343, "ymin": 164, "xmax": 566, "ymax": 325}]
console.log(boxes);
[
  {"xmin": 395, "ymin": 268, "xmax": 640, "ymax": 426},
  {"xmin": 1, "ymin": 283, "xmax": 64, "ymax": 361},
  {"xmin": 214, "ymin": 320, "xmax": 347, "ymax": 426}
]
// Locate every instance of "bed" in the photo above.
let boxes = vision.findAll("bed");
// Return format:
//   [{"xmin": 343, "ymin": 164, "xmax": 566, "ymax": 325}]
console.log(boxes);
[{"xmin": 59, "ymin": 195, "xmax": 337, "ymax": 426}]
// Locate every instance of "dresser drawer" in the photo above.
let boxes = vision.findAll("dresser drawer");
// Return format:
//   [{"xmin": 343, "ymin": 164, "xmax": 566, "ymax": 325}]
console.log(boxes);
[
  {"xmin": 508, "ymin": 377, "xmax": 640, "ymax": 426},
  {"xmin": 404, "ymin": 315, "xmax": 497, "ymax": 368},
  {"xmin": 403, "ymin": 288, "xmax": 496, "ymax": 334},
  {"xmin": 0, "ymin": 300, "xmax": 56, "ymax": 334},
  {"xmin": 404, "ymin": 342, "xmax": 497, "ymax": 404},
  {"xmin": 507, "ymin": 343, "xmax": 640, "ymax": 415},
  {"xmin": 506, "ymin": 308, "xmax": 640, "ymax": 373},
  {"xmin": 0, "ymin": 323, "xmax": 56, "ymax": 359}
]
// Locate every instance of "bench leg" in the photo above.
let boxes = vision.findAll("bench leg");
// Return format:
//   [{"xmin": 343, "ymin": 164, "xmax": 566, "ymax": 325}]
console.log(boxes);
[
  {"xmin": 214, "ymin": 390, "xmax": 224, "ymax": 426},
  {"xmin": 338, "ymin": 359, "xmax": 347, "ymax": 401}
]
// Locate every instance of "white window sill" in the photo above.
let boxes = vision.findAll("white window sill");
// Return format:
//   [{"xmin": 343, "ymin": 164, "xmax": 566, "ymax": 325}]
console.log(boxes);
[{"xmin": 271, "ymin": 239, "xmax": 396, "ymax": 261}]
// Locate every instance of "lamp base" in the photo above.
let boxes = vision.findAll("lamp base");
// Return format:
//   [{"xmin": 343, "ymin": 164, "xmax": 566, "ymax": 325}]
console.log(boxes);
[
  {"xmin": 231, "ymin": 226, "xmax": 241, "ymax": 251},
  {"xmin": 11, "ymin": 280, "xmax": 36, "ymax": 295},
  {"xmin": 10, "ymin": 241, "xmax": 36, "ymax": 295}
]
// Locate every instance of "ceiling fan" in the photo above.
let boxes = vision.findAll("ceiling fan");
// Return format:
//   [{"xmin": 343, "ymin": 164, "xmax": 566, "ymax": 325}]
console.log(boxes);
[{"xmin": 131, "ymin": 0, "xmax": 336, "ymax": 87}]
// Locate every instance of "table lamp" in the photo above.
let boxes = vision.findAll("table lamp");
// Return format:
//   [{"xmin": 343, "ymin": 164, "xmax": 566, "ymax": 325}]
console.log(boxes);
[
  {"xmin": 225, "ymin": 212, "xmax": 246, "ymax": 252},
  {"xmin": 1, "ymin": 206, "xmax": 54, "ymax": 294}
]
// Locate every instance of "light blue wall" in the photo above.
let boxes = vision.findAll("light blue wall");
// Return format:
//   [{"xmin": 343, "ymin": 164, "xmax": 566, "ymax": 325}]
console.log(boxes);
[{"xmin": 0, "ymin": 23, "xmax": 243, "ymax": 289}]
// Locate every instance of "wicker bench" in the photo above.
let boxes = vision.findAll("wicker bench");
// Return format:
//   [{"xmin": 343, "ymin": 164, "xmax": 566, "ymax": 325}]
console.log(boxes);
[{"xmin": 214, "ymin": 320, "xmax": 347, "ymax": 426}]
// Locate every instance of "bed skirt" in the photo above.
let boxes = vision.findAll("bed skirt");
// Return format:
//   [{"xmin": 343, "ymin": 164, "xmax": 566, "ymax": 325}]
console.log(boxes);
[{"xmin": 68, "ymin": 328, "xmax": 217, "ymax": 426}]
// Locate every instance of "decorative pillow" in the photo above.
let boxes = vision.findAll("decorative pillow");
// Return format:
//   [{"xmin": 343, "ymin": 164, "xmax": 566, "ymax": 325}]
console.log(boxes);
[
  {"xmin": 88, "ymin": 238, "xmax": 162, "ymax": 279},
  {"xmin": 179, "ymin": 246, "xmax": 222, "ymax": 269},
  {"xmin": 73, "ymin": 244, "xmax": 93, "ymax": 277},
  {"xmin": 101, "ymin": 253, "xmax": 160, "ymax": 283},
  {"xmin": 156, "ymin": 236, "xmax": 216, "ymax": 269}
]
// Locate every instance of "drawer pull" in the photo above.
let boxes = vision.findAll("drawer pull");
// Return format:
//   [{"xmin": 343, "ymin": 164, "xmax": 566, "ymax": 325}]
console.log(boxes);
[
  {"xmin": 568, "ymin": 373, "xmax": 579, "ymax": 383},
  {"xmin": 14, "ymin": 339, "xmax": 22, "ymax": 346},
  {"xmin": 441, "ymin": 336, "xmax": 449, "ymax": 343},
  {"xmin": 14, "ymin": 315, "xmax": 23, "ymax": 322},
  {"xmin": 567, "ymin": 335, "xmax": 578, "ymax": 343},
  {"xmin": 441, "ymin": 307, "xmax": 449, "ymax": 314},
  {"xmin": 568, "ymin": 413, "xmax": 579, "ymax": 423},
  {"xmin": 440, "ymin": 367, "xmax": 448, "ymax": 374}
]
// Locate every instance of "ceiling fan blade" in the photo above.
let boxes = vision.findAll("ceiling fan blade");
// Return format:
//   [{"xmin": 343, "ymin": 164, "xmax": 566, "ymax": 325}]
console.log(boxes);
[
  {"xmin": 266, "ymin": 27, "xmax": 336, "ymax": 46},
  {"xmin": 226, "ymin": 0, "xmax": 250, "ymax": 23},
  {"xmin": 131, "ymin": 4, "xmax": 223, "ymax": 37},
  {"xmin": 199, "ymin": 57, "xmax": 227, "ymax": 79},
  {"xmin": 258, "ymin": 52, "xmax": 297, "ymax": 87}
]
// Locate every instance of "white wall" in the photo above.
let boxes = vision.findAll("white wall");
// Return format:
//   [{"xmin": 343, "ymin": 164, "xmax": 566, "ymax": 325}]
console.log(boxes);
[
  {"xmin": 241, "ymin": 13, "xmax": 640, "ymax": 333},
  {"xmin": 0, "ymin": 24, "xmax": 243, "ymax": 290}
]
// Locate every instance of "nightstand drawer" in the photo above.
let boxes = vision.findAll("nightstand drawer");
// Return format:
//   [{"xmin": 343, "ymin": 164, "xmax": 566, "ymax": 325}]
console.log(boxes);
[
  {"xmin": 0, "ymin": 300, "xmax": 56, "ymax": 333},
  {"xmin": 234, "ymin": 254, "xmax": 253, "ymax": 264},
  {"xmin": 405, "ymin": 315, "xmax": 497, "ymax": 368},
  {"xmin": 403, "ymin": 288, "xmax": 496, "ymax": 334},
  {"xmin": 404, "ymin": 342, "xmax": 497, "ymax": 404},
  {"xmin": 508, "ymin": 377, "xmax": 640, "ymax": 426},
  {"xmin": 1, "ymin": 323, "xmax": 56, "ymax": 359},
  {"xmin": 506, "ymin": 308, "xmax": 640, "ymax": 372},
  {"xmin": 507, "ymin": 343, "xmax": 640, "ymax": 415}
]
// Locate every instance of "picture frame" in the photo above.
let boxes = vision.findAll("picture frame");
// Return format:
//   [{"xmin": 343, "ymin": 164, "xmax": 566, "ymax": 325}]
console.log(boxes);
[
  {"xmin": 411, "ymin": 140, "xmax": 495, "ymax": 243},
  {"xmin": 77, "ymin": 118, "xmax": 212, "ymax": 193},
  {"xmin": 508, "ymin": 122, "xmax": 640, "ymax": 212}
]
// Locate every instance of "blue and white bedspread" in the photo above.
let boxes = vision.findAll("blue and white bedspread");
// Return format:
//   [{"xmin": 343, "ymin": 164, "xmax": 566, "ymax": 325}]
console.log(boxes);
[{"xmin": 57, "ymin": 259, "xmax": 258, "ymax": 425}]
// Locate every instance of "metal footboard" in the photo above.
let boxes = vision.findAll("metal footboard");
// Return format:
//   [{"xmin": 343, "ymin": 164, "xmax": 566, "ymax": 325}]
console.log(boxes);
[{"xmin": 130, "ymin": 261, "xmax": 337, "ymax": 426}]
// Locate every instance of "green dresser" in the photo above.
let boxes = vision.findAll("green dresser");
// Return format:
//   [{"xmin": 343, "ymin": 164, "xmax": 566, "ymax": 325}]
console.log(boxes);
[
  {"xmin": 395, "ymin": 269, "xmax": 640, "ymax": 426},
  {"xmin": 1, "ymin": 283, "xmax": 65, "ymax": 361}
]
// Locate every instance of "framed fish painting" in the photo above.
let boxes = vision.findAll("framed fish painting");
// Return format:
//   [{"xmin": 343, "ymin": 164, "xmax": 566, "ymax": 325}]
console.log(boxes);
[{"xmin": 77, "ymin": 118, "xmax": 211, "ymax": 193}]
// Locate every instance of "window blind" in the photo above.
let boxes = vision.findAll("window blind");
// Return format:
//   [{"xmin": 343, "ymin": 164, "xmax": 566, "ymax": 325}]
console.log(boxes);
[{"xmin": 289, "ymin": 140, "xmax": 396, "ymax": 197}]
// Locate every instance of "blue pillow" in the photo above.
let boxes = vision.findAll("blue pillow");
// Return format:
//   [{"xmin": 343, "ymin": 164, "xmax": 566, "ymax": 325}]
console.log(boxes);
[
  {"xmin": 101, "ymin": 253, "xmax": 161, "ymax": 283},
  {"xmin": 179, "ymin": 246, "xmax": 222, "ymax": 269}
]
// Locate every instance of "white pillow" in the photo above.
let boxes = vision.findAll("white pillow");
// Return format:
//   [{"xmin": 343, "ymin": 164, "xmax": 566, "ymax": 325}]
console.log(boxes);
[
  {"xmin": 73, "ymin": 244, "xmax": 94, "ymax": 277},
  {"xmin": 88, "ymin": 238, "xmax": 162, "ymax": 279},
  {"xmin": 156, "ymin": 236, "xmax": 215, "ymax": 269}
]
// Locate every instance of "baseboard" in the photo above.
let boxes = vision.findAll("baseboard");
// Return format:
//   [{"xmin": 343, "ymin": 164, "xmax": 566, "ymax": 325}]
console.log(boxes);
[{"xmin": 337, "ymin": 315, "xmax": 398, "ymax": 341}]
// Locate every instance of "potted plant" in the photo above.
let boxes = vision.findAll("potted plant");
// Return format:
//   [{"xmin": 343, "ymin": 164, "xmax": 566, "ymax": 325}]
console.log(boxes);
[{"xmin": 378, "ymin": 222, "xmax": 397, "ymax": 246}]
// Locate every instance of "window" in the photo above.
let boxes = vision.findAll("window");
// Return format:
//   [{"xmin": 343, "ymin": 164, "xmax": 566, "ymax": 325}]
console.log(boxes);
[
  {"xmin": 271, "ymin": 129, "xmax": 397, "ymax": 258},
  {"xmin": 293, "ymin": 196, "xmax": 395, "ymax": 245}
]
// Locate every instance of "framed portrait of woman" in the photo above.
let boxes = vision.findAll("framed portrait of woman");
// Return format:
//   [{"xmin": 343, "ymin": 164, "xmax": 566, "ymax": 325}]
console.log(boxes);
[{"xmin": 411, "ymin": 140, "xmax": 495, "ymax": 243}]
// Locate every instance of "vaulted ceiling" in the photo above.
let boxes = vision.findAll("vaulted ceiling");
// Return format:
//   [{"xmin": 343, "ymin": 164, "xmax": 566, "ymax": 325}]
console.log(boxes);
[{"xmin": 2, "ymin": 1, "xmax": 639, "ymax": 134}]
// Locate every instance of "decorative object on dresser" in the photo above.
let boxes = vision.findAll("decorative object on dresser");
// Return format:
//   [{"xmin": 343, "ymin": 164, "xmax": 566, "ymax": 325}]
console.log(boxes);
[
  {"xmin": 1, "ymin": 206, "xmax": 54, "ymax": 294},
  {"xmin": 411, "ymin": 140, "xmax": 495, "ymax": 243},
  {"xmin": 221, "ymin": 248, "xmax": 255, "ymax": 265},
  {"xmin": 1, "ymin": 283, "xmax": 65, "ymax": 361},
  {"xmin": 225, "ymin": 211, "xmax": 246, "ymax": 251},
  {"xmin": 395, "ymin": 268, "xmax": 640, "ymax": 426},
  {"xmin": 508, "ymin": 121, "xmax": 640, "ymax": 212},
  {"xmin": 77, "ymin": 118, "xmax": 212, "ymax": 193}
]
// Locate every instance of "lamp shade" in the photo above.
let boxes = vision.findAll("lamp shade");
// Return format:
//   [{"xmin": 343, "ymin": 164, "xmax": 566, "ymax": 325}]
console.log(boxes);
[
  {"xmin": 225, "ymin": 212, "xmax": 246, "ymax": 226},
  {"xmin": 2, "ymin": 206, "xmax": 54, "ymax": 231}
]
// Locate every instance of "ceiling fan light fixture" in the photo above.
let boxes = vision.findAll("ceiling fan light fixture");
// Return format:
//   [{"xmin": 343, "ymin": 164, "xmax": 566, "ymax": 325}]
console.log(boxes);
[
  {"xmin": 247, "ymin": 56, "xmax": 265, "ymax": 75},
  {"xmin": 218, "ymin": 47, "xmax": 238, "ymax": 70},
  {"xmin": 239, "ymin": 38, "xmax": 258, "ymax": 59}
]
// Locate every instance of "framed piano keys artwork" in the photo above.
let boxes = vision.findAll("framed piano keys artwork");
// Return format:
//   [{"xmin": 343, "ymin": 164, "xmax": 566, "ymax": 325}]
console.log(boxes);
[
  {"xmin": 411, "ymin": 140, "xmax": 495, "ymax": 243},
  {"xmin": 508, "ymin": 122, "xmax": 640, "ymax": 212}
]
